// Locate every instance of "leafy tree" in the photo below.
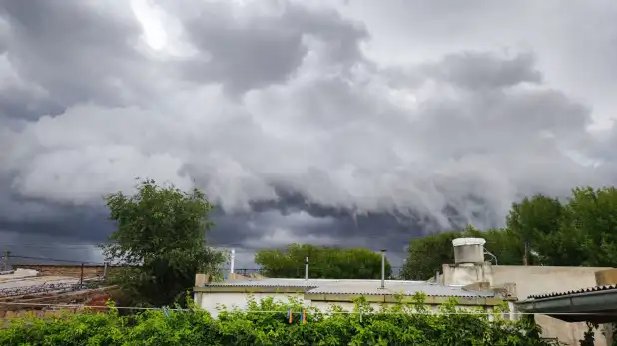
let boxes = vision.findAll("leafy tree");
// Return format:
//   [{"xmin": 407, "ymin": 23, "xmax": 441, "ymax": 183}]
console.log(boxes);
[
  {"xmin": 562, "ymin": 187, "xmax": 617, "ymax": 266},
  {"xmin": 506, "ymin": 194, "xmax": 564, "ymax": 265},
  {"xmin": 400, "ymin": 231, "xmax": 460, "ymax": 280},
  {"xmin": 102, "ymin": 179, "xmax": 225, "ymax": 307},
  {"xmin": 255, "ymin": 244, "xmax": 391, "ymax": 279}
]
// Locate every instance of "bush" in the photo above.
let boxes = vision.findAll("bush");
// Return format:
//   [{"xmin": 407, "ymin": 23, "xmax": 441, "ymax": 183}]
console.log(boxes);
[{"xmin": 0, "ymin": 296, "xmax": 550, "ymax": 346}]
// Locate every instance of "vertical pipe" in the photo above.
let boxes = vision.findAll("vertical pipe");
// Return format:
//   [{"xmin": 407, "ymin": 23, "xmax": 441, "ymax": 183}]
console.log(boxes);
[
  {"xmin": 305, "ymin": 256, "xmax": 309, "ymax": 280},
  {"xmin": 80, "ymin": 262, "xmax": 84, "ymax": 286},
  {"xmin": 230, "ymin": 249, "xmax": 236, "ymax": 274},
  {"xmin": 380, "ymin": 249, "xmax": 386, "ymax": 289},
  {"xmin": 103, "ymin": 261, "xmax": 108, "ymax": 280}
]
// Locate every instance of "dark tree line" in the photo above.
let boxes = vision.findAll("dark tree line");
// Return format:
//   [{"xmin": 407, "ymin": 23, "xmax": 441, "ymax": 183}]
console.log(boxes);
[{"xmin": 255, "ymin": 244, "xmax": 391, "ymax": 279}]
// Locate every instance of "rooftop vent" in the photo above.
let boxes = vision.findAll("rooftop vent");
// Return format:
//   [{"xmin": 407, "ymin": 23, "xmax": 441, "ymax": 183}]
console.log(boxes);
[{"xmin": 452, "ymin": 238, "xmax": 486, "ymax": 264}]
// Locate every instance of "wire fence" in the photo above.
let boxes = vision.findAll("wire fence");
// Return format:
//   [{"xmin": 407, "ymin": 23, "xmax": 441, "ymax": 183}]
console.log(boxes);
[
  {"xmin": 0, "ymin": 278, "xmax": 104, "ymax": 298},
  {"xmin": 0, "ymin": 300, "xmax": 613, "ymax": 317}
]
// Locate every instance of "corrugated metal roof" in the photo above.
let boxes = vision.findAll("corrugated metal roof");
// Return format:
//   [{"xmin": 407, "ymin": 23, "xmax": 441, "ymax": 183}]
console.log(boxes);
[
  {"xmin": 207, "ymin": 278, "xmax": 339, "ymax": 288},
  {"xmin": 306, "ymin": 281, "xmax": 493, "ymax": 297},
  {"xmin": 528, "ymin": 284, "xmax": 617, "ymax": 299},
  {"xmin": 206, "ymin": 278, "xmax": 494, "ymax": 298}
]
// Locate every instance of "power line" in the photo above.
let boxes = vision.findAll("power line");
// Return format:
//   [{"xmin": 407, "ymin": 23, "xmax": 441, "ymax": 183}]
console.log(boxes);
[{"xmin": 0, "ymin": 244, "xmax": 100, "ymax": 249}]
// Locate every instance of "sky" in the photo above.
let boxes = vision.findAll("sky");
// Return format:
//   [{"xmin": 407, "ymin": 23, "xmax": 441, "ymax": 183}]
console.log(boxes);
[{"xmin": 1, "ymin": 0, "xmax": 617, "ymax": 268}]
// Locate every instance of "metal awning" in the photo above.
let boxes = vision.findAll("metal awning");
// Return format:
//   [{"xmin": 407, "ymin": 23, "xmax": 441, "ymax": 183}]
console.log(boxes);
[{"xmin": 516, "ymin": 286, "xmax": 617, "ymax": 323}]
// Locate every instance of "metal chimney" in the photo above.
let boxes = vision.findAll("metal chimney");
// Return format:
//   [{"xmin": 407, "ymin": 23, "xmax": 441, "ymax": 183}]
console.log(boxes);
[
  {"xmin": 305, "ymin": 257, "xmax": 309, "ymax": 280},
  {"xmin": 230, "ymin": 249, "xmax": 236, "ymax": 274},
  {"xmin": 380, "ymin": 249, "xmax": 386, "ymax": 289}
]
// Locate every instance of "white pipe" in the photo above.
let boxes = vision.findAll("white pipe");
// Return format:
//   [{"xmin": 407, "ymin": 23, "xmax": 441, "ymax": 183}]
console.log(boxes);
[
  {"xmin": 380, "ymin": 250, "xmax": 386, "ymax": 289},
  {"xmin": 305, "ymin": 257, "xmax": 309, "ymax": 280},
  {"xmin": 230, "ymin": 249, "xmax": 235, "ymax": 274}
]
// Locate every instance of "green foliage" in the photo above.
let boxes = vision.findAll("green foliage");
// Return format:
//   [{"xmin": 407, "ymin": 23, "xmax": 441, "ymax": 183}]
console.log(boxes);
[
  {"xmin": 255, "ymin": 244, "xmax": 391, "ymax": 279},
  {"xmin": 564, "ymin": 187, "xmax": 617, "ymax": 266},
  {"xmin": 506, "ymin": 194, "xmax": 571, "ymax": 265},
  {"xmin": 0, "ymin": 298, "xmax": 549, "ymax": 346},
  {"xmin": 507, "ymin": 187, "xmax": 617, "ymax": 267},
  {"xmin": 102, "ymin": 179, "xmax": 225, "ymax": 307},
  {"xmin": 400, "ymin": 230, "xmax": 460, "ymax": 280}
]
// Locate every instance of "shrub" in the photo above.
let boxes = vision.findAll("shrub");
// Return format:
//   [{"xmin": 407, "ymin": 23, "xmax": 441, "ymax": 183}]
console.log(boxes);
[{"xmin": 0, "ymin": 297, "xmax": 551, "ymax": 346}]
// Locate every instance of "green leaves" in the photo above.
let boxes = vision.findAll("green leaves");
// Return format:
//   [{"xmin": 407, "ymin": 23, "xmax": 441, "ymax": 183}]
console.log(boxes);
[
  {"xmin": 255, "ymin": 244, "xmax": 391, "ymax": 279},
  {"xmin": 102, "ymin": 179, "xmax": 225, "ymax": 307},
  {"xmin": 0, "ymin": 298, "xmax": 550, "ymax": 345}
]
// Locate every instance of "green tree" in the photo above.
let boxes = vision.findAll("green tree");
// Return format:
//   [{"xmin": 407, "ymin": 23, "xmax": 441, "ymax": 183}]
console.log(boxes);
[
  {"xmin": 506, "ymin": 194, "xmax": 564, "ymax": 265},
  {"xmin": 255, "ymin": 244, "xmax": 391, "ymax": 279},
  {"xmin": 562, "ymin": 186, "xmax": 617, "ymax": 266},
  {"xmin": 102, "ymin": 179, "xmax": 225, "ymax": 307},
  {"xmin": 400, "ymin": 231, "xmax": 460, "ymax": 280}
]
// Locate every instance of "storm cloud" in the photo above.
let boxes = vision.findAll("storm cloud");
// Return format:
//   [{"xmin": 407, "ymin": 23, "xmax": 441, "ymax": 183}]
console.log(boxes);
[{"xmin": 1, "ymin": 0, "xmax": 617, "ymax": 266}]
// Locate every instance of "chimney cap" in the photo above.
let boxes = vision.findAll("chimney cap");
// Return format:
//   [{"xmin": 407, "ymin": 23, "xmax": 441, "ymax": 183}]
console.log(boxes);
[{"xmin": 452, "ymin": 238, "xmax": 486, "ymax": 247}]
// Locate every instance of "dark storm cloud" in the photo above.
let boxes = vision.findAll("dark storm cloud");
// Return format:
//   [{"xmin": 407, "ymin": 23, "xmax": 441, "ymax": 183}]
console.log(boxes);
[{"xmin": 1, "ymin": 0, "xmax": 617, "ymax": 265}]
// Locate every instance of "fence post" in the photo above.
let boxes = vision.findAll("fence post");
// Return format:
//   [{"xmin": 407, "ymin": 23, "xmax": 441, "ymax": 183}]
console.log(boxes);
[{"xmin": 80, "ymin": 262, "xmax": 84, "ymax": 286}]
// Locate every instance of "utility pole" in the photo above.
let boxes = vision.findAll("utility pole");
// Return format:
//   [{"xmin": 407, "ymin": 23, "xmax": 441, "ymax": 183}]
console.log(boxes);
[{"xmin": 380, "ymin": 249, "xmax": 386, "ymax": 289}]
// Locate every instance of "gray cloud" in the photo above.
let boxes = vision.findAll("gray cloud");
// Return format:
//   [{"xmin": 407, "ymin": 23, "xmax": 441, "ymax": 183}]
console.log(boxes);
[
  {"xmin": 162, "ymin": 0, "xmax": 367, "ymax": 94},
  {"xmin": 1, "ymin": 0, "xmax": 617, "ymax": 265}
]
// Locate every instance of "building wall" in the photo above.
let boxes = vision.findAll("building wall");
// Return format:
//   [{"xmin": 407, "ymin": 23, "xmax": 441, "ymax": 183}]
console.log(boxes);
[
  {"xmin": 491, "ymin": 265, "xmax": 609, "ymax": 300},
  {"xmin": 441, "ymin": 264, "xmax": 609, "ymax": 299},
  {"xmin": 195, "ymin": 291, "xmax": 495, "ymax": 319},
  {"xmin": 195, "ymin": 292, "xmax": 307, "ymax": 317},
  {"xmin": 441, "ymin": 264, "xmax": 612, "ymax": 346}
]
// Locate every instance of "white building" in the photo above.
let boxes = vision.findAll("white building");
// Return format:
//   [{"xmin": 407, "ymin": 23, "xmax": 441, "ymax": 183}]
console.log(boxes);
[{"xmin": 193, "ymin": 276, "xmax": 502, "ymax": 317}]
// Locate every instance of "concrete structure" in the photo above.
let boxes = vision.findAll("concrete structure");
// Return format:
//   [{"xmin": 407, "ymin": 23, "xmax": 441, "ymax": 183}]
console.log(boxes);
[
  {"xmin": 517, "ymin": 268, "xmax": 617, "ymax": 345},
  {"xmin": 437, "ymin": 248, "xmax": 613, "ymax": 345},
  {"xmin": 194, "ymin": 277, "xmax": 502, "ymax": 318}
]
